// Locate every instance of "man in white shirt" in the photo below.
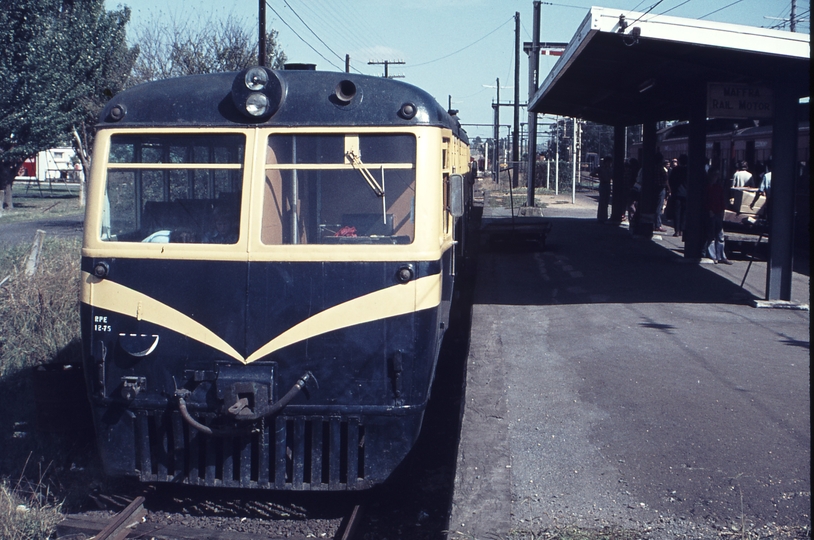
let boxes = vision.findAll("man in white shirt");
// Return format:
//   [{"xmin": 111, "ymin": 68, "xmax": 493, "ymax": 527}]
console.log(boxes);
[{"xmin": 731, "ymin": 161, "xmax": 753, "ymax": 187}]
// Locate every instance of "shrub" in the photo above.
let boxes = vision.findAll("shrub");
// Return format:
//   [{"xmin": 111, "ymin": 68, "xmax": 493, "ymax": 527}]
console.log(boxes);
[
  {"xmin": 0, "ymin": 470, "xmax": 63, "ymax": 540},
  {"xmin": 0, "ymin": 237, "xmax": 82, "ymax": 378}
]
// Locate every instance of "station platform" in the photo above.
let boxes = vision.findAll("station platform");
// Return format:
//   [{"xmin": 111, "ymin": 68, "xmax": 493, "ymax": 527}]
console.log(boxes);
[{"xmin": 448, "ymin": 190, "xmax": 810, "ymax": 539}]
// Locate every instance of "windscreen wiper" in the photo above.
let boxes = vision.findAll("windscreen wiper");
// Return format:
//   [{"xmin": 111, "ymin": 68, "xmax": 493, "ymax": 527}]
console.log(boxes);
[{"xmin": 345, "ymin": 150, "xmax": 384, "ymax": 197}]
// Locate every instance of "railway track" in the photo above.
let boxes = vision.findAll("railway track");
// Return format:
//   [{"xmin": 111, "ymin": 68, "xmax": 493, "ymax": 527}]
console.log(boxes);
[{"xmin": 56, "ymin": 494, "xmax": 364, "ymax": 540}]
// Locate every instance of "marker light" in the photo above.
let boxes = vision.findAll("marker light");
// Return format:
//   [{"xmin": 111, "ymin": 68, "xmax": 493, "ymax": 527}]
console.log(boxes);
[
  {"xmin": 245, "ymin": 67, "xmax": 269, "ymax": 91},
  {"xmin": 232, "ymin": 66, "xmax": 284, "ymax": 120},
  {"xmin": 245, "ymin": 93, "xmax": 270, "ymax": 116},
  {"xmin": 399, "ymin": 102, "xmax": 417, "ymax": 120}
]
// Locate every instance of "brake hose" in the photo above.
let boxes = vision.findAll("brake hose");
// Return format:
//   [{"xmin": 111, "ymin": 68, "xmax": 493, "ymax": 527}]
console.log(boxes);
[
  {"xmin": 175, "ymin": 371, "xmax": 317, "ymax": 436},
  {"xmin": 229, "ymin": 371, "xmax": 317, "ymax": 422},
  {"xmin": 176, "ymin": 390, "xmax": 242, "ymax": 437}
]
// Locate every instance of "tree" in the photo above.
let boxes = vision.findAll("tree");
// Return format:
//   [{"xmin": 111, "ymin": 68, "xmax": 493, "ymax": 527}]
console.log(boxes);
[
  {"xmin": 0, "ymin": 0, "xmax": 136, "ymax": 208},
  {"xmin": 580, "ymin": 122, "xmax": 614, "ymax": 160},
  {"xmin": 130, "ymin": 13, "xmax": 287, "ymax": 86}
]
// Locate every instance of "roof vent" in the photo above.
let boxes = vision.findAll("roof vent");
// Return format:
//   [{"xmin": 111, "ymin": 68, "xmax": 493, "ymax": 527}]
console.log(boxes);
[{"xmin": 284, "ymin": 63, "xmax": 316, "ymax": 71}]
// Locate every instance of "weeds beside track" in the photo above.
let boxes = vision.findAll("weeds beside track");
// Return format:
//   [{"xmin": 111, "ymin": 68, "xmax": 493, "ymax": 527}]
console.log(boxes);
[{"xmin": 0, "ymin": 235, "xmax": 85, "ymax": 539}]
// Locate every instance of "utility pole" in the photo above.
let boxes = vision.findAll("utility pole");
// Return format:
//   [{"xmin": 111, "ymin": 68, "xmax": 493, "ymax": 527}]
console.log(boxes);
[
  {"xmin": 555, "ymin": 119, "xmax": 560, "ymax": 196},
  {"xmin": 765, "ymin": 1, "xmax": 806, "ymax": 31},
  {"xmin": 345, "ymin": 54, "xmax": 350, "ymax": 73},
  {"xmin": 572, "ymin": 119, "xmax": 580, "ymax": 204},
  {"xmin": 258, "ymin": 0, "xmax": 266, "ymax": 66},
  {"xmin": 513, "ymin": 12, "xmax": 521, "ymax": 190},
  {"xmin": 571, "ymin": 118, "xmax": 579, "ymax": 204},
  {"xmin": 525, "ymin": 1, "xmax": 541, "ymax": 207},
  {"xmin": 493, "ymin": 78, "xmax": 500, "ymax": 183},
  {"xmin": 368, "ymin": 60, "xmax": 405, "ymax": 78}
]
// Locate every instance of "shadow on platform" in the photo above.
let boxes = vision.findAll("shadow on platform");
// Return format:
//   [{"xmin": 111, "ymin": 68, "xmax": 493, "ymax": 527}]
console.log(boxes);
[{"xmin": 473, "ymin": 216, "xmax": 795, "ymax": 306}]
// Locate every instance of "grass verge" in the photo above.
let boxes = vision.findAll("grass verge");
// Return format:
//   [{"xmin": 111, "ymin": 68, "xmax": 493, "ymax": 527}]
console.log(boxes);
[
  {"xmin": 0, "ymin": 237, "xmax": 82, "ymax": 378},
  {"xmin": 0, "ymin": 236, "xmax": 97, "ymax": 538},
  {"xmin": 0, "ymin": 184, "xmax": 83, "ymax": 224},
  {"xmin": 0, "ymin": 456, "xmax": 64, "ymax": 540}
]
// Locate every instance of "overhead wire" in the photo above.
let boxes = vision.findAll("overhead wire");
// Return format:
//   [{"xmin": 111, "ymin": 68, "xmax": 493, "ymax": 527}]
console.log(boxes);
[
  {"xmin": 767, "ymin": 10, "xmax": 810, "ymax": 30},
  {"xmin": 698, "ymin": 0, "xmax": 745, "ymax": 19},
  {"xmin": 795, "ymin": 8, "xmax": 811, "ymax": 29},
  {"xmin": 540, "ymin": 1, "xmax": 592, "ymax": 9},
  {"xmin": 656, "ymin": 0, "xmax": 693, "ymax": 17},
  {"xmin": 294, "ymin": 0, "xmax": 383, "ymax": 69},
  {"xmin": 281, "ymin": 0, "xmax": 346, "ymax": 65},
  {"xmin": 331, "ymin": 0, "xmax": 391, "ymax": 51},
  {"xmin": 283, "ymin": 1, "xmax": 364, "ymax": 55},
  {"xmin": 265, "ymin": 0, "xmax": 344, "ymax": 71},
  {"xmin": 521, "ymin": 21, "xmax": 533, "ymax": 42},
  {"xmin": 766, "ymin": 5, "xmax": 809, "ymax": 29},
  {"xmin": 404, "ymin": 16, "xmax": 514, "ymax": 69},
  {"xmin": 628, "ymin": 0, "xmax": 666, "ymax": 25}
]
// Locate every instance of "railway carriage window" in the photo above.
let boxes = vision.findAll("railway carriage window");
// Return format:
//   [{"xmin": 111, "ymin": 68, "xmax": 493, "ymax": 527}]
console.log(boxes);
[
  {"xmin": 102, "ymin": 134, "xmax": 245, "ymax": 243},
  {"xmin": 262, "ymin": 133, "xmax": 416, "ymax": 245}
]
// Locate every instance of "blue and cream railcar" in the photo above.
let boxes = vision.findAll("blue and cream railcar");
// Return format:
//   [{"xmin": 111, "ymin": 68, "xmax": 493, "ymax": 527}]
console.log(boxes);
[{"xmin": 81, "ymin": 66, "xmax": 471, "ymax": 490}]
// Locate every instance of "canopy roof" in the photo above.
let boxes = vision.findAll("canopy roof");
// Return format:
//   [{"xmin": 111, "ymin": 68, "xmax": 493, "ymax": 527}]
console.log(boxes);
[{"xmin": 529, "ymin": 6, "xmax": 810, "ymax": 126}]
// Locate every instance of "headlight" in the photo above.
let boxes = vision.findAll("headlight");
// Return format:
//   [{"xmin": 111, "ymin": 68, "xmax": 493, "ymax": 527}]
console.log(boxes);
[
  {"xmin": 245, "ymin": 93, "xmax": 269, "ymax": 116},
  {"xmin": 231, "ymin": 67, "xmax": 284, "ymax": 120},
  {"xmin": 245, "ymin": 67, "xmax": 268, "ymax": 91}
]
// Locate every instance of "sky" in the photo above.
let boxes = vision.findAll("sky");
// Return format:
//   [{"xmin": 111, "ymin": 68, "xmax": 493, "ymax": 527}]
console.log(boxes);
[{"xmin": 106, "ymin": 0, "xmax": 810, "ymax": 140}]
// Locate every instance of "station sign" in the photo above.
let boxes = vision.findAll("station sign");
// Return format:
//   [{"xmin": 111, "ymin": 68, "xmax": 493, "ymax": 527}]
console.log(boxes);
[{"xmin": 707, "ymin": 83, "xmax": 773, "ymax": 119}]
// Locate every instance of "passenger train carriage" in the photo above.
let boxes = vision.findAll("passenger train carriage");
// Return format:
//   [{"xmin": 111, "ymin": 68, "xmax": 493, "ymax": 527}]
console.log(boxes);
[{"xmin": 81, "ymin": 66, "xmax": 471, "ymax": 490}]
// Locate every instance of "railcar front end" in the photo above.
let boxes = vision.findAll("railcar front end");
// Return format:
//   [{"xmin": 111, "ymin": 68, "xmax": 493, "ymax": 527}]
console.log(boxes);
[{"xmin": 80, "ymin": 68, "xmax": 470, "ymax": 490}]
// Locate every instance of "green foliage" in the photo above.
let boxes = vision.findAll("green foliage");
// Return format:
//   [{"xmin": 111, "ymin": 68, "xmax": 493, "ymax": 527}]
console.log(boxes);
[
  {"xmin": 0, "ymin": 237, "xmax": 81, "ymax": 378},
  {"xmin": 130, "ymin": 13, "xmax": 287, "ymax": 86},
  {"xmin": 0, "ymin": 0, "xmax": 136, "ymax": 163},
  {"xmin": 0, "ymin": 478, "xmax": 63, "ymax": 540},
  {"xmin": 580, "ymin": 122, "xmax": 614, "ymax": 159}
]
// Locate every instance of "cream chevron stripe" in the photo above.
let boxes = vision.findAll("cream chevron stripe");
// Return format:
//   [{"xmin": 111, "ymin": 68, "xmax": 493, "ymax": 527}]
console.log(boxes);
[
  {"xmin": 81, "ymin": 271, "xmax": 442, "ymax": 365},
  {"xmin": 245, "ymin": 274, "xmax": 441, "ymax": 364},
  {"xmin": 81, "ymin": 271, "xmax": 245, "ymax": 363}
]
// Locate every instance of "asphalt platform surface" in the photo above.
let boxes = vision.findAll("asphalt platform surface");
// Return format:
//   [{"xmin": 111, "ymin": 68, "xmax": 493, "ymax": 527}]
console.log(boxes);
[{"xmin": 449, "ymin": 189, "xmax": 810, "ymax": 539}]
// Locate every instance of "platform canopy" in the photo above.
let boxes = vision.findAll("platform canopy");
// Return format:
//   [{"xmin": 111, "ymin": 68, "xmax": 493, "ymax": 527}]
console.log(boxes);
[{"xmin": 528, "ymin": 6, "xmax": 810, "ymax": 126}]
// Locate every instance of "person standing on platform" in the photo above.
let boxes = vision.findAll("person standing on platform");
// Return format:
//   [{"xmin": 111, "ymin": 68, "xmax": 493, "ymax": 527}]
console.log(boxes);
[
  {"xmin": 750, "ymin": 159, "xmax": 771, "ymax": 219},
  {"xmin": 596, "ymin": 156, "xmax": 612, "ymax": 223},
  {"xmin": 654, "ymin": 153, "xmax": 670, "ymax": 232},
  {"xmin": 704, "ymin": 167, "xmax": 732, "ymax": 264},
  {"xmin": 625, "ymin": 158, "xmax": 640, "ymax": 223},
  {"xmin": 668, "ymin": 154, "xmax": 688, "ymax": 237},
  {"xmin": 732, "ymin": 161, "xmax": 752, "ymax": 187}
]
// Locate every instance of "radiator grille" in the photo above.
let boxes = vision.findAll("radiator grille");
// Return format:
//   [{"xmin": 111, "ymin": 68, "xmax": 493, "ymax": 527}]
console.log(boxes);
[{"xmin": 135, "ymin": 411, "xmax": 367, "ymax": 490}]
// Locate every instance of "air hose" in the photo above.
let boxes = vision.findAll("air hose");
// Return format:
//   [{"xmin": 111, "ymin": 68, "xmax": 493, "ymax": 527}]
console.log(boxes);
[
  {"xmin": 176, "ymin": 371, "xmax": 317, "ymax": 436},
  {"xmin": 229, "ymin": 371, "xmax": 317, "ymax": 421}
]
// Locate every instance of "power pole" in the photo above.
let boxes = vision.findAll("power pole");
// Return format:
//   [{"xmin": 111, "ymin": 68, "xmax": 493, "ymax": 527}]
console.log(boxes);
[
  {"xmin": 570, "ymin": 120, "xmax": 575, "ymax": 202},
  {"xmin": 572, "ymin": 119, "xmax": 580, "ymax": 204},
  {"xmin": 525, "ymin": 1, "xmax": 541, "ymax": 207},
  {"xmin": 493, "ymin": 78, "xmax": 500, "ymax": 183},
  {"xmin": 513, "ymin": 12, "xmax": 521, "ymax": 189},
  {"xmin": 555, "ymin": 120, "xmax": 560, "ymax": 196},
  {"xmin": 258, "ymin": 0, "xmax": 266, "ymax": 66},
  {"xmin": 791, "ymin": 0, "xmax": 797, "ymax": 31},
  {"xmin": 345, "ymin": 54, "xmax": 350, "ymax": 73},
  {"xmin": 368, "ymin": 60, "xmax": 405, "ymax": 78}
]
